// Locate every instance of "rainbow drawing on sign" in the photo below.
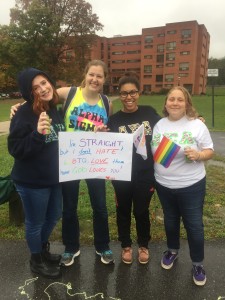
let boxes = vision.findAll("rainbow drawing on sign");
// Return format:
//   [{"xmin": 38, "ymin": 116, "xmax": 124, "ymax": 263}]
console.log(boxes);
[{"xmin": 153, "ymin": 136, "xmax": 180, "ymax": 168}]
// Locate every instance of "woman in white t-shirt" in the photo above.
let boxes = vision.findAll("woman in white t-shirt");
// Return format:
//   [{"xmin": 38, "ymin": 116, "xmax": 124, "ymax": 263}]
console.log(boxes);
[{"xmin": 151, "ymin": 86, "xmax": 213, "ymax": 287}]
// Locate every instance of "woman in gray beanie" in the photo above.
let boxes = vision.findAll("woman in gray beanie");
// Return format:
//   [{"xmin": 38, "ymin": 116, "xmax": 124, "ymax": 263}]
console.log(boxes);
[{"xmin": 8, "ymin": 68, "xmax": 64, "ymax": 279}]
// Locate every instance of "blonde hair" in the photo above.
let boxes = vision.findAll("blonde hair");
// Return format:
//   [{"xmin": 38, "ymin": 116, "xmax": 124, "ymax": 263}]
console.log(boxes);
[
  {"xmin": 162, "ymin": 86, "xmax": 198, "ymax": 119},
  {"xmin": 80, "ymin": 60, "xmax": 108, "ymax": 88}
]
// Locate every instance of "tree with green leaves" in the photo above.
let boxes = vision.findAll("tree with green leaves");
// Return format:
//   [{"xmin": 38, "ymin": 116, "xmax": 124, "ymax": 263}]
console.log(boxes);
[{"xmin": 0, "ymin": 0, "xmax": 103, "ymax": 88}]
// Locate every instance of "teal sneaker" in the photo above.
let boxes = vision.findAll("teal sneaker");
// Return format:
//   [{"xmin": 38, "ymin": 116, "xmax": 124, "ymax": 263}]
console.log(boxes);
[
  {"xmin": 96, "ymin": 249, "xmax": 115, "ymax": 264},
  {"xmin": 60, "ymin": 250, "xmax": 80, "ymax": 266}
]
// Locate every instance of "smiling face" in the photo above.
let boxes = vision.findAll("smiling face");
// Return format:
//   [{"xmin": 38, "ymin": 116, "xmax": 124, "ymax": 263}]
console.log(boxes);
[
  {"xmin": 84, "ymin": 65, "xmax": 105, "ymax": 93},
  {"xmin": 119, "ymin": 83, "xmax": 139, "ymax": 113},
  {"xmin": 165, "ymin": 89, "xmax": 187, "ymax": 121},
  {"xmin": 32, "ymin": 75, "xmax": 53, "ymax": 102}
]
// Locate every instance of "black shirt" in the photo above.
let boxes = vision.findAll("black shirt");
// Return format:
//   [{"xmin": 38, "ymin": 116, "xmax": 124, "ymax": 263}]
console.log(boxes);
[{"xmin": 107, "ymin": 105, "xmax": 161, "ymax": 183}]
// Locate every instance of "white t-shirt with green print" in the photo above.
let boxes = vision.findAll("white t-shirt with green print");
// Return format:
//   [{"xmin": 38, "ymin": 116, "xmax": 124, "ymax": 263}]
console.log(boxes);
[{"xmin": 151, "ymin": 116, "xmax": 214, "ymax": 188}]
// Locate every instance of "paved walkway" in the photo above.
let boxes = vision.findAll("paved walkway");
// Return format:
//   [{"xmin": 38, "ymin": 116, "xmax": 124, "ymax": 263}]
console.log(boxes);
[
  {"xmin": 1, "ymin": 239, "xmax": 225, "ymax": 300},
  {"xmin": 0, "ymin": 121, "xmax": 10, "ymax": 136}
]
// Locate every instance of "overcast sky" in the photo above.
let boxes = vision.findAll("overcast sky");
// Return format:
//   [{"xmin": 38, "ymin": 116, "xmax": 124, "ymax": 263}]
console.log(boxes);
[{"xmin": 1, "ymin": 0, "xmax": 224, "ymax": 59}]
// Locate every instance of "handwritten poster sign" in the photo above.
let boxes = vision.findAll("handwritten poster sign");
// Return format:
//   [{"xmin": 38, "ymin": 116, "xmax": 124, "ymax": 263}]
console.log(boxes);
[{"xmin": 59, "ymin": 131, "xmax": 133, "ymax": 182}]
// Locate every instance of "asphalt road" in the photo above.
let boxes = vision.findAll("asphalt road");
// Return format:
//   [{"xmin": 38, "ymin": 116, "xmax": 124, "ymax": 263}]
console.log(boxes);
[
  {"xmin": 210, "ymin": 131, "xmax": 225, "ymax": 156},
  {"xmin": 0, "ymin": 240, "xmax": 225, "ymax": 300}
]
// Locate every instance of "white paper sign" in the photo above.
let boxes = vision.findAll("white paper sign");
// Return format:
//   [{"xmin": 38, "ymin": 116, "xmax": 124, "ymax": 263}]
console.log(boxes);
[{"xmin": 59, "ymin": 131, "xmax": 133, "ymax": 182}]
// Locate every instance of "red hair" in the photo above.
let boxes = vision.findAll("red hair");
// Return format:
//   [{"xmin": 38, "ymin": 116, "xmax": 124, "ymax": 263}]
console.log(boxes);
[{"xmin": 32, "ymin": 77, "xmax": 59, "ymax": 115}]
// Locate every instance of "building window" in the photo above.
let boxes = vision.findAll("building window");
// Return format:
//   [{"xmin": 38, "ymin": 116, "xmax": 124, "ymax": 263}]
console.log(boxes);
[
  {"xmin": 179, "ymin": 62, "xmax": 189, "ymax": 71},
  {"xmin": 112, "ymin": 43, "xmax": 125, "ymax": 46},
  {"xmin": 144, "ymin": 65, "xmax": 152, "ymax": 73},
  {"xmin": 112, "ymin": 77, "xmax": 120, "ymax": 84},
  {"xmin": 181, "ymin": 40, "xmax": 191, "ymax": 44},
  {"xmin": 180, "ymin": 51, "xmax": 190, "ymax": 55},
  {"xmin": 143, "ymin": 85, "xmax": 151, "ymax": 92},
  {"xmin": 112, "ymin": 60, "xmax": 125, "ymax": 64},
  {"xmin": 145, "ymin": 35, "xmax": 153, "ymax": 43},
  {"xmin": 144, "ymin": 45, "xmax": 153, "ymax": 49},
  {"xmin": 112, "ymin": 51, "xmax": 125, "ymax": 55},
  {"xmin": 167, "ymin": 30, "xmax": 176, "ymax": 34},
  {"xmin": 157, "ymin": 33, "xmax": 165, "ymax": 37},
  {"xmin": 127, "ymin": 68, "xmax": 140, "ymax": 72},
  {"xmin": 127, "ymin": 50, "xmax": 141, "ymax": 54},
  {"xmin": 165, "ymin": 74, "xmax": 174, "ymax": 82},
  {"xmin": 165, "ymin": 84, "xmax": 173, "ymax": 88},
  {"xmin": 111, "ymin": 69, "xmax": 125, "ymax": 73},
  {"xmin": 156, "ymin": 64, "xmax": 163, "ymax": 68},
  {"xmin": 157, "ymin": 54, "xmax": 164, "ymax": 63},
  {"xmin": 144, "ymin": 55, "xmax": 153, "ymax": 59},
  {"xmin": 178, "ymin": 73, "xmax": 188, "ymax": 77},
  {"xmin": 156, "ymin": 75, "xmax": 163, "ymax": 82},
  {"xmin": 127, "ymin": 41, "xmax": 141, "ymax": 45},
  {"xmin": 166, "ymin": 63, "xmax": 175, "ymax": 67},
  {"xmin": 166, "ymin": 41, "xmax": 176, "ymax": 50},
  {"xmin": 127, "ymin": 59, "xmax": 141, "ymax": 63},
  {"xmin": 181, "ymin": 29, "xmax": 192, "ymax": 38},
  {"xmin": 157, "ymin": 44, "xmax": 164, "ymax": 53},
  {"xmin": 166, "ymin": 52, "xmax": 175, "ymax": 61}
]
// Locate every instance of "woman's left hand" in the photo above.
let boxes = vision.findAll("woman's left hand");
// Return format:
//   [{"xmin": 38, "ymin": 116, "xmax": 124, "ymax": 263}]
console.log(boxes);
[{"xmin": 94, "ymin": 125, "xmax": 109, "ymax": 132}]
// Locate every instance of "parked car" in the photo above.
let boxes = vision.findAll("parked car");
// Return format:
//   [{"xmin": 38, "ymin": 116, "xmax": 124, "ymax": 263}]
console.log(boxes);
[
  {"xmin": 0, "ymin": 93, "xmax": 10, "ymax": 99},
  {"xmin": 9, "ymin": 92, "xmax": 22, "ymax": 99}
]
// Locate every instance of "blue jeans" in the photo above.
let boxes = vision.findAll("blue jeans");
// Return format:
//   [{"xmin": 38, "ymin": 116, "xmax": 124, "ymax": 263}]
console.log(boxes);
[
  {"xmin": 15, "ymin": 184, "xmax": 62, "ymax": 253},
  {"xmin": 156, "ymin": 177, "xmax": 206, "ymax": 263},
  {"xmin": 62, "ymin": 179, "xmax": 110, "ymax": 253}
]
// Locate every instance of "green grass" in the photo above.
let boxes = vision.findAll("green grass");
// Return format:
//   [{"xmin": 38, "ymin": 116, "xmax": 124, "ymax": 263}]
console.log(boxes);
[
  {"xmin": 0, "ymin": 99, "xmax": 24, "ymax": 121},
  {"xmin": 1, "ymin": 90, "xmax": 225, "ymax": 130},
  {"xmin": 1, "ymin": 161, "xmax": 225, "ymax": 242},
  {"xmin": 1, "ymin": 94, "xmax": 225, "ymax": 243}
]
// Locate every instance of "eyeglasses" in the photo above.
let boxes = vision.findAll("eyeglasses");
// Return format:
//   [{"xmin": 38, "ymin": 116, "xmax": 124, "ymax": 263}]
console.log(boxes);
[{"xmin": 120, "ymin": 90, "xmax": 139, "ymax": 99}]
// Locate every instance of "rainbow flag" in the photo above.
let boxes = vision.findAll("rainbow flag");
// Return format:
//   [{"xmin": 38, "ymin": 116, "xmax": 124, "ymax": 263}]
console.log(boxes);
[{"xmin": 154, "ymin": 136, "xmax": 181, "ymax": 168}]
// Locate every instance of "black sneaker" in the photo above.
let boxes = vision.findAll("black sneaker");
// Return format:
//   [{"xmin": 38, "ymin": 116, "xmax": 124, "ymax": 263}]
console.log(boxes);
[
  {"xmin": 96, "ymin": 250, "xmax": 115, "ymax": 264},
  {"xmin": 192, "ymin": 265, "xmax": 207, "ymax": 286},
  {"xmin": 161, "ymin": 250, "xmax": 178, "ymax": 269}
]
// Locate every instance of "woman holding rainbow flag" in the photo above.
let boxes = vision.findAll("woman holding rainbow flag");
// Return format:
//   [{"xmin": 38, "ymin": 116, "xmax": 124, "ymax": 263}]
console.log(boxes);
[{"xmin": 151, "ymin": 86, "xmax": 213, "ymax": 286}]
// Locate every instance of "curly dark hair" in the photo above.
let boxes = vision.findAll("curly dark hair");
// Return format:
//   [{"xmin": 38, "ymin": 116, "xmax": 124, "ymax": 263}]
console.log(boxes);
[{"xmin": 118, "ymin": 72, "xmax": 140, "ymax": 91}]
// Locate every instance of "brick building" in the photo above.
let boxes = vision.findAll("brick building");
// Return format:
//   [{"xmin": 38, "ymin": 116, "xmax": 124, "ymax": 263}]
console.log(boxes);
[{"xmin": 91, "ymin": 20, "xmax": 210, "ymax": 95}]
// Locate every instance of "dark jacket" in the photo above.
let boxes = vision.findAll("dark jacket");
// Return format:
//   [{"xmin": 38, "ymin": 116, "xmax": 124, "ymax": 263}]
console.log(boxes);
[{"xmin": 8, "ymin": 103, "xmax": 64, "ymax": 188}]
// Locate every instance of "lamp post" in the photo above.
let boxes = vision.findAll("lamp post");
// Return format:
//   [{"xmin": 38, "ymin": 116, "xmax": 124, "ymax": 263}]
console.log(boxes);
[{"xmin": 178, "ymin": 76, "xmax": 181, "ymax": 86}]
